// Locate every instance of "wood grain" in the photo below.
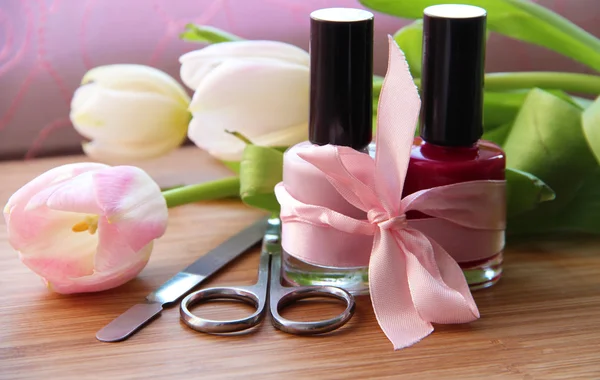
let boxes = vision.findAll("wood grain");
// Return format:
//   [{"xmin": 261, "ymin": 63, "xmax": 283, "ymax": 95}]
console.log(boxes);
[{"xmin": 1, "ymin": 148, "xmax": 600, "ymax": 380}]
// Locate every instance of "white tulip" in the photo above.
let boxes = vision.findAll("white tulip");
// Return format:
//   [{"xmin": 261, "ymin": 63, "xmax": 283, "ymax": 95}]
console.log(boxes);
[
  {"xmin": 70, "ymin": 64, "xmax": 191, "ymax": 162},
  {"xmin": 179, "ymin": 41, "xmax": 310, "ymax": 162}
]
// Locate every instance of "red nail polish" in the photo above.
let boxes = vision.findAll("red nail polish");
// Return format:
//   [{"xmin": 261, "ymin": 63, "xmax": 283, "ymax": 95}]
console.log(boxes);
[{"xmin": 402, "ymin": 4, "xmax": 506, "ymax": 290}]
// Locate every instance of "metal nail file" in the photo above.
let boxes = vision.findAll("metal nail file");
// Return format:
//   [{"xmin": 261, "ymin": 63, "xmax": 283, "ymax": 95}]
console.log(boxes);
[{"xmin": 96, "ymin": 216, "xmax": 269, "ymax": 342}]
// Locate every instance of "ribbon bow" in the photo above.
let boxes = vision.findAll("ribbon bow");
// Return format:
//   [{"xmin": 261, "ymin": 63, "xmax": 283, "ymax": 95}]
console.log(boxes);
[{"xmin": 274, "ymin": 37, "xmax": 505, "ymax": 349}]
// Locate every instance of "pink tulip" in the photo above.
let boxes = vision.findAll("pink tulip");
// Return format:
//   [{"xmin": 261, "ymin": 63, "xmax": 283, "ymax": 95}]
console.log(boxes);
[{"xmin": 3, "ymin": 163, "xmax": 168, "ymax": 294}]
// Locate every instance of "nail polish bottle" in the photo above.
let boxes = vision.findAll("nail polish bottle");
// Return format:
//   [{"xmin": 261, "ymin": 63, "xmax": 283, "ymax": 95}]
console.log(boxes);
[
  {"xmin": 402, "ymin": 4, "xmax": 506, "ymax": 289},
  {"xmin": 280, "ymin": 8, "xmax": 375, "ymax": 295}
]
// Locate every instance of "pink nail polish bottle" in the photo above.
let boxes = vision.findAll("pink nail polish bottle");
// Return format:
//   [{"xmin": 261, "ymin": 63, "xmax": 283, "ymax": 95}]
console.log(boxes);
[
  {"xmin": 402, "ymin": 5, "xmax": 506, "ymax": 289},
  {"xmin": 280, "ymin": 8, "xmax": 375, "ymax": 294}
]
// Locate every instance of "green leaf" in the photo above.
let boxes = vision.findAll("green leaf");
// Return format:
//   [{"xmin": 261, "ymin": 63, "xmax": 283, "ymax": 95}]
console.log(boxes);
[
  {"xmin": 574, "ymin": 97, "xmax": 594, "ymax": 110},
  {"xmin": 483, "ymin": 122, "xmax": 511, "ymax": 146},
  {"xmin": 505, "ymin": 168, "xmax": 555, "ymax": 217},
  {"xmin": 483, "ymin": 89, "xmax": 584, "ymax": 131},
  {"xmin": 483, "ymin": 91, "xmax": 528, "ymax": 130},
  {"xmin": 180, "ymin": 24, "xmax": 244, "ymax": 44},
  {"xmin": 393, "ymin": 20, "xmax": 423, "ymax": 78},
  {"xmin": 239, "ymin": 145, "xmax": 283, "ymax": 214},
  {"xmin": 373, "ymin": 75, "xmax": 384, "ymax": 98},
  {"xmin": 582, "ymin": 96, "xmax": 600, "ymax": 165},
  {"xmin": 555, "ymin": 168, "xmax": 600, "ymax": 234},
  {"xmin": 359, "ymin": 0, "xmax": 600, "ymax": 72},
  {"xmin": 222, "ymin": 147, "xmax": 287, "ymax": 176},
  {"xmin": 222, "ymin": 160, "xmax": 241, "ymax": 174},
  {"xmin": 508, "ymin": 169, "xmax": 600, "ymax": 236},
  {"xmin": 503, "ymin": 89, "xmax": 597, "ymax": 201},
  {"xmin": 502, "ymin": 89, "xmax": 599, "ymax": 235}
]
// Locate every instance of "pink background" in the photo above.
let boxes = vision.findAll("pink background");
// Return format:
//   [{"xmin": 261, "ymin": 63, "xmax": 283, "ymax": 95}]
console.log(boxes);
[{"xmin": 0, "ymin": 0, "xmax": 598, "ymax": 160}]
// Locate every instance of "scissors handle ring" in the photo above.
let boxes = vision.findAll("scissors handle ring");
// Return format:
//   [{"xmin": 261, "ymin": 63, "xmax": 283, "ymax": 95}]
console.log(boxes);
[
  {"xmin": 270, "ymin": 286, "xmax": 356, "ymax": 335},
  {"xmin": 180, "ymin": 286, "xmax": 265, "ymax": 334}
]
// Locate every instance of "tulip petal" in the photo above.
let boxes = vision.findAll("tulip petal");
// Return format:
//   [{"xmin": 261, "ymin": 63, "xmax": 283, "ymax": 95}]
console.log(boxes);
[
  {"xmin": 70, "ymin": 83, "xmax": 99, "ymax": 119},
  {"xmin": 82, "ymin": 64, "xmax": 190, "ymax": 107},
  {"xmin": 20, "ymin": 235, "xmax": 96, "ymax": 284},
  {"xmin": 26, "ymin": 171, "xmax": 102, "ymax": 215},
  {"xmin": 81, "ymin": 132, "xmax": 186, "ymax": 163},
  {"xmin": 16, "ymin": 208, "xmax": 98, "ymax": 284},
  {"xmin": 93, "ymin": 166, "xmax": 168, "ymax": 252},
  {"xmin": 93, "ymin": 216, "xmax": 150, "ymax": 273},
  {"xmin": 187, "ymin": 59, "xmax": 309, "ymax": 161},
  {"xmin": 4, "ymin": 163, "xmax": 108, "ymax": 249},
  {"xmin": 71, "ymin": 87, "xmax": 189, "ymax": 144},
  {"xmin": 5, "ymin": 163, "xmax": 107, "ymax": 215},
  {"xmin": 251, "ymin": 122, "xmax": 308, "ymax": 149},
  {"xmin": 45, "ymin": 243, "xmax": 153, "ymax": 294},
  {"xmin": 179, "ymin": 40, "xmax": 309, "ymax": 90}
]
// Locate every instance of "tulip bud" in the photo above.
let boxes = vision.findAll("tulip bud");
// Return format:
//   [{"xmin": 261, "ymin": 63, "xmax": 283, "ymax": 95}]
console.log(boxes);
[
  {"xmin": 179, "ymin": 41, "xmax": 310, "ymax": 162},
  {"xmin": 70, "ymin": 64, "xmax": 191, "ymax": 162},
  {"xmin": 3, "ymin": 163, "xmax": 168, "ymax": 294}
]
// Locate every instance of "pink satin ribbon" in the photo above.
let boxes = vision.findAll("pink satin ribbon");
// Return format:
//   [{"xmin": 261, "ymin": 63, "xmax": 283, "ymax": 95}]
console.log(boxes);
[{"xmin": 274, "ymin": 37, "xmax": 506, "ymax": 349}]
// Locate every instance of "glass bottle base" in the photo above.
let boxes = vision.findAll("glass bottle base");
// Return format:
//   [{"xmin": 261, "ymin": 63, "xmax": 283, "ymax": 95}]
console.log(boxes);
[
  {"xmin": 281, "ymin": 251, "xmax": 370, "ymax": 295},
  {"xmin": 282, "ymin": 251, "xmax": 503, "ymax": 294},
  {"xmin": 460, "ymin": 252, "xmax": 503, "ymax": 291}
]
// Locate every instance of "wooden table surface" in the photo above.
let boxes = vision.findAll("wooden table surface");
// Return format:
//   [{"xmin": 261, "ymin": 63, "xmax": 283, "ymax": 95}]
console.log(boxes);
[{"xmin": 1, "ymin": 148, "xmax": 599, "ymax": 380}]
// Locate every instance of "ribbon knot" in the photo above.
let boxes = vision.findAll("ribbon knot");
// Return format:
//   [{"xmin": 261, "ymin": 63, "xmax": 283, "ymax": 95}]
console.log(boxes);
[
  {"xmin": 275, "ymin": 37, "xmax": 505, "ymax": 350},
  {"xmin": 369, "ymin": 211, "xmax": 407, "ymax": 231}
]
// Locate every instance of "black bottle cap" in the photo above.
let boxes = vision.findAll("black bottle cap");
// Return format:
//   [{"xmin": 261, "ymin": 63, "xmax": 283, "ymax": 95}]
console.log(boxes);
[
  {"xmin": 308, "ymin": 8, "xmax": 373, "ymax": 150},
  {"xmin": 420, "ymin": 4, "xmax": 487, "ymax": 147}
]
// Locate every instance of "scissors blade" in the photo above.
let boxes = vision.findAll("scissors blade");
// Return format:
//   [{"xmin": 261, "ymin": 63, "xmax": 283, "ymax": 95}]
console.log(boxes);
[{"xmin": 96, "ymin": 216, "xmax": 268, "ymax": 342}]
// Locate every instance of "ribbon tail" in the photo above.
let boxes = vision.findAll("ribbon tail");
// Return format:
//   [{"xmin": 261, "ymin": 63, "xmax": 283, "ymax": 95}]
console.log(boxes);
[
  {"xmin": 402, "ymin": 229, "xmax": 480, "ymax": 324},
  {"xmin": 368, "ymin": 229, "xmax": 434, "ymax": 350}
]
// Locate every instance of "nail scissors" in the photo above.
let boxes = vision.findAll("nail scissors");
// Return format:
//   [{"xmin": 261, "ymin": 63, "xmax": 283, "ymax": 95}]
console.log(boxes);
[{"xmin": 179, "ymin": 218, "xmax": 356, "ymax": 335}]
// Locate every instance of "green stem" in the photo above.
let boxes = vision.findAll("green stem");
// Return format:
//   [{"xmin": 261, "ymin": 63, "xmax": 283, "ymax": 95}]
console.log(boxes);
[
  {"xmin": 162, "ymin": 176, "xmax": 240, "ymax": 208},
  {"xmin": 372, "ymin": 72, "xmax": 600, "ymax": 96},
  {"xmin": 484, "ymin": 72, "xmax": 600, "ymax": 95}
]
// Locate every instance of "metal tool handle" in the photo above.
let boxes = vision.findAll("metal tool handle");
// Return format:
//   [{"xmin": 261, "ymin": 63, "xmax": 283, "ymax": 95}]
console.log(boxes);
[
  {"xmin": 179, "ymin": 243, "xmax": 271, "ymax": 334},
  {"xmin": 179, "ymin": 285, "xmax": 265, "ymax": 334},
  {"xmin": 268, "ymin": 251, "xmax": 356, "ymax": 335}
]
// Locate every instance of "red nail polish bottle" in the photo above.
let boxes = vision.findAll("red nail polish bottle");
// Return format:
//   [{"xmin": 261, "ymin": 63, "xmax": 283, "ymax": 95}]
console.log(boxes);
[{"xmin": 402, "ymin": 4, "xmax": 506, "ymax": 290}]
